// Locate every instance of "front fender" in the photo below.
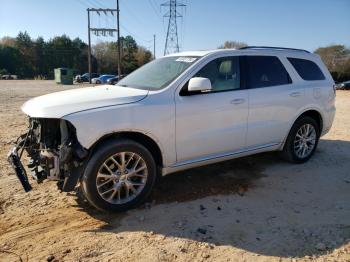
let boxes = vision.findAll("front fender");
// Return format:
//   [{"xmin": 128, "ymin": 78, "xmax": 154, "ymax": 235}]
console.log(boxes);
[{"xmin": 63, "ymin": 101, "xmax": 176, "ymax": 167}]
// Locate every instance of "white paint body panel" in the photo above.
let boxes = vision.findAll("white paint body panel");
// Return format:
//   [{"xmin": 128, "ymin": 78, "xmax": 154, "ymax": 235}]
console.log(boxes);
[
  {"xmin": 246, "ymin": 55, "xmax": 306, "ymax": 148},
  {"xmin": 21, "ymin": 85, "xmax": 148, "ymax": 118},
  {"xmin": 175, "ymin": 89, "xmax": 248, "ymax": 162},
  {"xmin": 21, "ymin": 48, "xmax": 336, "ymax": 175}
]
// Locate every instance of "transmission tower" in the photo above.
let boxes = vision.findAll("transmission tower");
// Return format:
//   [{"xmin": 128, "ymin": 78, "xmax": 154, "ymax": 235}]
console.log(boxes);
[{"xmin": 161, "ymin": 0, "xmax": 186, "ymax": 55}]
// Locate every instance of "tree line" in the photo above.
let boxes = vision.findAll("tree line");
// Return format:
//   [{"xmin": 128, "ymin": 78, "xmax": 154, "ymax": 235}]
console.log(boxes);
[
  {"xmin": 0, "ymin": 34, "xmax": 349, "ymax": 82},
  {"xmin": 0, "ymin": 32, "xmax": 152, "ymax": 79},
  {"xmin": 314, "ymin": 45, "xmax": 350, "ymax": 82},
  {"xmin": 219, "ymin": 41, "xmax": 350, "ymax": 83}
]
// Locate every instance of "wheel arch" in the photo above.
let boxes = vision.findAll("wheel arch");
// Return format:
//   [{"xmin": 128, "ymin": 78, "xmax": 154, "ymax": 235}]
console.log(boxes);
[
  {"xmin": 281, "ymin": 108, "xmax": 324, "ymax": 149},
  {"xmin": 296, "ymin": 109, "xmax": 323, "ymax": 132},
  {"xmin": 88, "ymin": 131, "xmax": 164, "ymax": 169}
]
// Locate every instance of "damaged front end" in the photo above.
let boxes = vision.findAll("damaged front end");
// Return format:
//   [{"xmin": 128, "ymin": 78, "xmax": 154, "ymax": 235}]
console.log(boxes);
[{"xmin": 8, "ymin": 118, "xmax": 88, "ymax": 192}]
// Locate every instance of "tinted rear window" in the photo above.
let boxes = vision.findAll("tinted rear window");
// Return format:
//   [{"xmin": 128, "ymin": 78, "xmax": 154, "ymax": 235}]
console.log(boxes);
[
  {"xmin": 287, "ymin": 57, "xmax": 325, "ymax": 81},
  {"xmin": 246, "ymin": 56, "xmax": 291, "ymax": 88}
]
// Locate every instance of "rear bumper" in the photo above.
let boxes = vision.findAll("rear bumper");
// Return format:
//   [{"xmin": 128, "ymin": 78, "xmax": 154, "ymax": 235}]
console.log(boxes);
[{"xmin": 321, "ymin": 106, "xmax": 336, "ymax": 136}]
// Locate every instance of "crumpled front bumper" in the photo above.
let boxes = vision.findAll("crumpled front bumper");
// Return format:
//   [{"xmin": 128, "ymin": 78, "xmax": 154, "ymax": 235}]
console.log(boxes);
[
  {"xmin": 7, "ymin": 146, "xmax": 32, "ymax": 192},
  {"xmin": 7, "ymin": 118, "xmax": 89, "ymax": 193}
]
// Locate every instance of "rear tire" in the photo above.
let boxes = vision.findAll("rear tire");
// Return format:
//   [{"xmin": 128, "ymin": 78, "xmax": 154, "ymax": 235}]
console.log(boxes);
[
  {"xmin": 81, "ymin": 139, "xmax": 157, "ymax": 212},
  {"xmin": 282, "ymin": 116, "xmax": 320, "ymax": 163}
]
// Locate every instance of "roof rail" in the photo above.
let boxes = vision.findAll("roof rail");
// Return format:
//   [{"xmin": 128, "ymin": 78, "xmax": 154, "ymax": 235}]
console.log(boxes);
[{"xmin": 239, "ymin": 46, "xmax": 310, "ymax": 53}]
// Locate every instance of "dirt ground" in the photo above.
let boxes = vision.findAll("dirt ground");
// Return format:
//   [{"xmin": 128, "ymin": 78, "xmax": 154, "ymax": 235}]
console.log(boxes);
[{"xmin": 0, "ymin": 80, "xmax": 349, "ymax": 262}]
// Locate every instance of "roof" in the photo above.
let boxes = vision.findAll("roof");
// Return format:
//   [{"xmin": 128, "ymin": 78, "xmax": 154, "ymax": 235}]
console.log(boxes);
[
  {"xmin": 165, "ymin": 50, "xmax": 219, "ymax": 57},
  {"xmin": 165, "ymin": 47, "xmax": 315, "ymax": 58}
]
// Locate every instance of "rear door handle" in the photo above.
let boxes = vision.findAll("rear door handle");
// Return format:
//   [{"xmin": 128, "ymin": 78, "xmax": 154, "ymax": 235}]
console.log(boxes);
[
  {"xmin": 289, "ymin": 92, "xmax": 302, "ymax": 97},
  {"xmin": 230, "ymin": 98, "xmax": 245, "ymax": 105}
]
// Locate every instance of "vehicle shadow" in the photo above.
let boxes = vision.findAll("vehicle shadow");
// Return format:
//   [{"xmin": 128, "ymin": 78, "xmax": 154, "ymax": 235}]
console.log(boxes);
[{"xmin": 74, "ymin": 139, "xmax": 350, "ymax": 258}]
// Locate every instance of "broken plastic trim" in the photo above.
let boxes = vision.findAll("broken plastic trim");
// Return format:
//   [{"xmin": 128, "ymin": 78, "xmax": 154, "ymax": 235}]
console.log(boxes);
[{"xmin": 7, "ymin": 147, "xmax": 32, "ymax": 192}]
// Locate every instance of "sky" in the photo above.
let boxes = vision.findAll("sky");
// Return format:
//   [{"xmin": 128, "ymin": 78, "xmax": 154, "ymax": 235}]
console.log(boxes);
[{"xmin": 0, "ymin": 0, "xmax": 349, "ymax": 57}]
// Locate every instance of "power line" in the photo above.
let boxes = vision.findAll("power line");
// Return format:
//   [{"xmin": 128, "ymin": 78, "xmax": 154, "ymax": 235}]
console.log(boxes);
[
  {"xmin": 120, "ymin": 24, "xmax": 153, "ymax": 44},
  {"xmin": 97, "ymin": 8, "xmax": 153, "ymax": 49},
  {"xmin": 78, "ymin": 0, "xmax": 156, "ymax": 48},
  {"xmin": 75, "ymin": 0, "xmax": 88, "ymax": 8},
  {"xmin": 148, "ymin": 0, "xmax": 162, "ymax": 21},
  {"xmin": 88, "ymin": 0, "xmax": 107, "ymax": 8},
  {"xmin": 120, "ymin": 0, "xmax": 149, "ymax": 27},
  {"xmin": 87, "ymin": 7, "xmax": 120, "ymax": 82},
  {"xmin": 180, "ymin": 0, "xmax": 188, "ymax": 50},
  {"xmin": 148, "ymin": 0, "xmax": 167, "ymax": 36}
]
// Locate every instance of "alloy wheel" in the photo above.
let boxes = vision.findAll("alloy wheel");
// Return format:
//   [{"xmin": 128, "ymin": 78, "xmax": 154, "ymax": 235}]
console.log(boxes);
[
  {"xmin": 96, "ymin": 152, "xmax": 148, "ymax": 204},
  {"xmin": 293, "ymin": 123, "xmax": 317, "ymax": 159}
]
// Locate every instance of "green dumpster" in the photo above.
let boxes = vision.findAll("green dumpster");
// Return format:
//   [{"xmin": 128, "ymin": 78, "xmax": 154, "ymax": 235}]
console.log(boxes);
[{"xmin": 54, "ymin": 68, "xmax": 74, "ymax": 85}]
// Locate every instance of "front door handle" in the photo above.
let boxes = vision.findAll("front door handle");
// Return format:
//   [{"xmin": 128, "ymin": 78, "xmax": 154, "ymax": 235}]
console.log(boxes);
[
  {"xmin": 230, "ymin": 98, "xmax": 245, "ymax": 105},
  {"xmin": 289, "ymin": 92, "xmax": 302, "ymax": 97}
]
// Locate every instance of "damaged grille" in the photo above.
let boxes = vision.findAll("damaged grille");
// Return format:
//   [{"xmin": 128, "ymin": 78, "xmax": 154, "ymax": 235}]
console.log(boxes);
[{"xmin": 9, "ymin": 118, "xmax": 88, "ymax": 192}]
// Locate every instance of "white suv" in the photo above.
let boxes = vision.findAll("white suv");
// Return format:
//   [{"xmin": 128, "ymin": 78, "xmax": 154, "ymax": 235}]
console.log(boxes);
[{"xmin": 9, "ymin": 46, "xmax": 336, "ymax": 211}]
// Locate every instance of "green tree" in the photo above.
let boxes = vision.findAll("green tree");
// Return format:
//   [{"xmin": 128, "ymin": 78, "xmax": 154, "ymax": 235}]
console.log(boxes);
[
  {"xmin": 0, "ymin": 45, "xmax": 21, "ymax": 74},
  {"xmin": 43, "ymin": 35, "xmax": 89, "ymax": 78},
  {"xmin": 135, "ymin": 46, "xmax": 152, "ymax": 67},
  {"xmin": 218, "ymin": 41, "xmax": 247, "ymax": 49},
  {"xmin": 72, "ymin": 38, "xmax": 89, "ymax": 74},
  {"xmin": 315, "ymin": 45, "xmax": 350, "ymax": 82},
  {"xmin": 93, "ymin": 41, "xmax": 118, "ymax": 74},
  {"xmin": 0, "ymin": 36, "xmax": 17, "ymax": 47},
  {"xmin": 15, "ymin": 31, "xmax": 35, "ymax": 77},
  {"xmin": 33, "ymin": 37, "xmax": 46, "ymax": 77},
  {"xmin": 121, "ymin": 35, "xmax": 138, "ymax": 73},
  {"xmin": 92, "ymin": 35, "xmax": 151, "ymax": 75},
  {"xmin": 0, "ymin": 32, "xmax": 149, "ymax": 79}
]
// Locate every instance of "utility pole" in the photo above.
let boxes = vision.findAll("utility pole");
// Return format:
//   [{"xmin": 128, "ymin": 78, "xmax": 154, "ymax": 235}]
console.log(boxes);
[
  {"xmin": 153, "ymin": 34, "xmax": 156, "ymax": 59},
  {"xmin": 86, "ymin": 8, "xmax": 119, "ymax": 82},
  {"xmin": 87, "ymin": 9, "xmax": 92, "ymax": 84},
  {"xmin": 116, "ymin": 0, "xmax": 121, "ymax": 79},
  {"xmin": 161, "ymin": 0, "xmax": 186, "ymax": 55}
]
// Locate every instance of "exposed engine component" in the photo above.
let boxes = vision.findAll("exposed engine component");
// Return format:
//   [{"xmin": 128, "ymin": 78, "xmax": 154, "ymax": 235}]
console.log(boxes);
[
  {"xmin": 8, "ymin": 118, "xmax": 88, "ymax": 192},
  {"xmin": 40, "ymin": 150, "xmax": 60, "ymax": 180}
]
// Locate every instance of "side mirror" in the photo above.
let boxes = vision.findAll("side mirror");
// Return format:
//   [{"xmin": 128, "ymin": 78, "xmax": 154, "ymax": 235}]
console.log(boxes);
[{"xmin": 188, "ymin": 77, "xmax": 212, "ymax": 92}]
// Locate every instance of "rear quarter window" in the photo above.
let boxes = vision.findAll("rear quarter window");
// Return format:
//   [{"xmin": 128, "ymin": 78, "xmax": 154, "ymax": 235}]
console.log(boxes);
[{"xmin": 287, "ymin": 57, "xmax": 325, "ymax": 81}]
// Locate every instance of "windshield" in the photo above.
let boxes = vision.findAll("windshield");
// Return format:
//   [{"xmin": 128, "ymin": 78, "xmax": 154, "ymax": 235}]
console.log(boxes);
[{"xmin": 117, "ymin": 56, "xmax": 199, "ymax": 90}]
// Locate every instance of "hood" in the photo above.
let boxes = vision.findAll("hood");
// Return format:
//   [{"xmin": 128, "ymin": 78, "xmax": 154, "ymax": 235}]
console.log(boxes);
[{"xmin": 22, "ymin": 85, "xmax": 148, "ymax": 118}]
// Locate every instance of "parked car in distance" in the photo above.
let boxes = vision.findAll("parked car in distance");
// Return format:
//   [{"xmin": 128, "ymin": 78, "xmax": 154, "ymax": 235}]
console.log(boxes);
[
  {"xmin": 9, "ymin": 46, "xmax": 336, "ymax": 212},
  {"xmin": 335, "ymin": 80, "xmax": 350, "ymax": 90},
  {"xmin": 75, "ymin": 73, "xmax": 100, "ymax": 83},
  {"xmin": 92, "ymin": 74, "xmax": 116, "ymax": 84},
  {"xmin": 1, "ymin": 74, "xmax": 18, "ymax": 80},
  {"xmin": 107, "ymin": 75, "xmax": 125, "ymax": 85}
]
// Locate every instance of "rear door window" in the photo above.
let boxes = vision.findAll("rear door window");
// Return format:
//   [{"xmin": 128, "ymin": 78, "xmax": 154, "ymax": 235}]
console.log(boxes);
[
  {"xmin": 245, "ymin": 56, "xmax": 291, "ymax": 88},
  {"xmin": 287, "ymin": 57, "xmax": 325, "ymax": 81}
]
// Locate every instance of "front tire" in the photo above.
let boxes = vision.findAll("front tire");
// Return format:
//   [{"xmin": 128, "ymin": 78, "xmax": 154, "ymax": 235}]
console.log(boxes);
[
  {"xmin": 81, "ymin": 139, "xmax": 157, "ymax": 212},
  {"xmin": 282, "ymin": 116, "xmax": 320, "ymax": 163}
]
